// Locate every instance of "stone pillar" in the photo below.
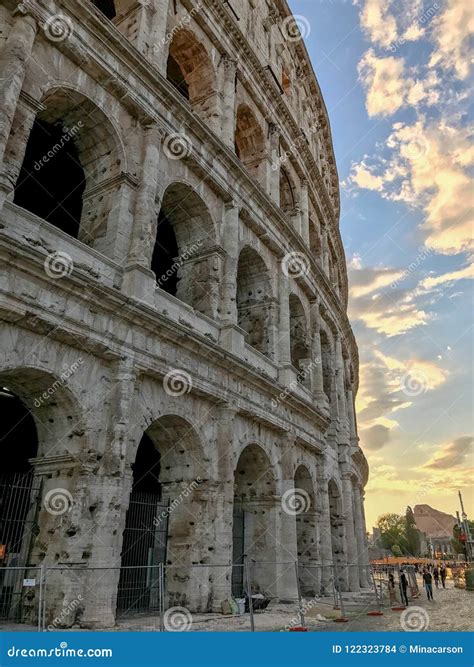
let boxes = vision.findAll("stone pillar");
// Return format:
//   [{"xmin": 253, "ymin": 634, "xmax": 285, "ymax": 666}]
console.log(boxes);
[
  {"xmin": 0, "ymin": 8, "xmax": 37, "ymax": 166},
  {"xmin": 341, "ymin": 472, "xmax": 360, "ymax": 591},
  {"xmin": 321, "ymin": 222, "xmax": 330, "ymax": 276},
  {"xmin": 266, "ymin": 124, "xmax": 280, "ymax": 203},
  {"xmin": 300, "ymin": 180, "xmax": 310, "ymax": 246},
  {"xmin": 335, "ymin": 334, "xmax": 350, "ymax": 445},
  {"xmin": 275, "ymin": 434, "xmax": 298, "ymax": 600},
  {"xmin": 309, "ymin": 299, "xmax": 329, "ymax": 413},
  {"xmin": 148, "ymin": 0, "xmax": 171, "ymax": 73},
  {"xmin": 212, "ymin": 403, "xmax": 237, "ymax": 610},
  {"xmin": 221, "ymin": 56, "xmax": 237, "ymax": 148},
  {"xmin": 219, "ymin": 201, "xmax": 244, "ymax": 354},
  {"xmin": 353, "ymin": 483, "xmax": 370, "ymax": 588},
  {"xmin": 122, "ymin": 122, "xmax": 162, "ymax": 303},
  {"xmin": 317, "ymin": 476, "xmax": 333, "ymax": 593},
  {"xmin": 0, "ymin": 9, "xmax": 37, "ymax": 209}
]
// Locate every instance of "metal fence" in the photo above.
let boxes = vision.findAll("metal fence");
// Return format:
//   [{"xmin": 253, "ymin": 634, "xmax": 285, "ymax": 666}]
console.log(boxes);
[{"xmin": 0, "ymin": 561, "xmax": 381, "ymax": 632}]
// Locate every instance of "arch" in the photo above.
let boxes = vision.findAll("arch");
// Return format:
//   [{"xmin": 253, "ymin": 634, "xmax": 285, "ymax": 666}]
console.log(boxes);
[
  {"xmin": 90, "ymin": 0, "xmax": 116, "ymax": 18},
  {"xmin": 152, "ymin": 182, "xmax": 218, "ymax": 317},
  {"xmin": 294, "ymin": 465, "xmax": 318, "ymax": 596},
  {"xmin": 232, "ymin": 444, "xmax": 277, "ymax": 597},
  {"xmin": 289, "ymin": 294, "xmax": 310, "ymax": 383},
  {"xmin": 234, "ymin": 104, "xmax": 266, "ymax": 179},
  {"xmin": 14, "ymin": 87, "xmax": 124, "ymax": 254},
  {"xmin": 279, "ymin": 166, "xmax": 296, "ymax": 214},
  {"xmin": 167, "ymin": 29, "xmax": 218, "ymax": 124},
  {"xmin": 236, "ymin": 246, "xmax": 274, "ymax": 357},
  {"xmin": 118, "ymin": 414, "xmax": 208, "ymax": 612}
]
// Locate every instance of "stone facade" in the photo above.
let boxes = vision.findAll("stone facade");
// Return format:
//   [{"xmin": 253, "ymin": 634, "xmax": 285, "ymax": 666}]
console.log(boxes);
[{"xmin": 0, "ymin": 0, "xmax": 369, "ymax": 627}]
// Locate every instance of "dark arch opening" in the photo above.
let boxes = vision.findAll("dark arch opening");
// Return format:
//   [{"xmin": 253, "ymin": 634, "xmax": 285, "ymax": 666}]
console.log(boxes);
[
  {"xmin": 166, "ymin": 54, "xmax": 190, "ymax": 100},
  {"xmin": 150, "ymin": 211, "xmax": 180, "ymax": 297},
  {"xmin": 90, "ymin": 0, "xmax": 116, "ymax": 19},
  {"xmin": 130, "ymin": 433, "xmax": 161, "ymax": 495},
  {"xmin": 14, "ymin": 119, "xmax": 85, "ymax": 238},
  {"xmin": 0, "ymin": 387, "xmax": 38, "ymax": 576}
]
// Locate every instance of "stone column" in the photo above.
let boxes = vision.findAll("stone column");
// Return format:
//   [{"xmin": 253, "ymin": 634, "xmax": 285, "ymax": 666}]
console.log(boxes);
[
  {"xmin": 221, "ymin": 56, "xmax": 237, "ymax": 148},
  {"xmin": 321, "ymin": 222, "xmax": 330, "ymax": 276},
  {"xmin": 353, "ymin": 483, "xmax": 370, "ymax": 588},
  {"xmin": 335, "ymin": 334, "xmax": 350, "ymax": 445},
  {"xmin": 341, "ymin": 472, "xmax": 360, "ymax": 591},
  {"xmin": 309, "ymin": 299, "xmax": 329, "ymax": 413},
  {"xmin": 122, "ymin": 122, "xmax": 162, "ymax": 303},
  {"xmin": 266, "ymin": 124, "xmax": 280, "ymax": 204},
  {"xmin": 219, "ymin": 201, "xmax": 244, "ymax": 354},
  {"xmin": 212, "ymin": 403, "xmax": 237, "ymax": 610},
  {"xmin": 299, "ymin": 180, "xmax": 310, "ymax": 246},
  {"xmin": 317, "ymin": 476, "xmax": 333, "ymax": 593},
  {"xmin": 148, "ymin": 0, "xmax": 171, "ymax": 73},
  {"xmin": 0, "ymin": 8, "xmax": 37, "ymax": 165},
  {"xmin": 275, "ymin": 434, "xmax": 299, "ymax": 600},
  {"xmin": 277, "ymin": 270, "xmax": 294, "ymax": 388}
]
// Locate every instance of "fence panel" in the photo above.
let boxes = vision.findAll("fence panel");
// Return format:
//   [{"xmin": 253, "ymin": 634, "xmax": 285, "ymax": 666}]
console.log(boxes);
[{"xmin": 0, "ymin": 565, "xmax": 43, "ymax": 630}]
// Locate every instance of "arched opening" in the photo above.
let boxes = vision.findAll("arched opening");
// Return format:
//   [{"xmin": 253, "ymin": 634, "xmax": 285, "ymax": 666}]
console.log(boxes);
[
  {"xmin": 118, "ymin": 415, "xmax": 207, "ymax": 613},
  {"xmin": 234, "ymin": 105, "xmax": 265, "ymax": 179},
  {"xmin": 236, "ymin": 247, "xmax": 273, "ymax": 357},
  {"xmin": 294, "ymin": 465, "xmax": 318, "ymax": 597},
  {"xmin": 328, "ymin": 480, "xmax": 346, "ymax": 590},
  {"xmin": 0, "ymin": 385, "xmax": 38, "ymax": 621},
  {"xmin": 152, "ymin": 183, "xmax": 217, "ymax": 317},
  {"xmin": 167, "ymin": 29, "xmax": 217, "ymax": 123},
  {"xmin": 14, "ymin": 88, "xmax": 122, "ymax": 253},
  {"xmin": 279, "ymin": 167, "xmax": 296, "ymax": 214},
  {"xmin": 232, "ymin": 445, "xmax": 277, "ymax": 597},
  {"xmin": 289, "ymin": 294, "xmax": 310, "ymax": 385},
  {"xmin": 90, "ymin": 0, "xmax": 116, "ymax": 19}
]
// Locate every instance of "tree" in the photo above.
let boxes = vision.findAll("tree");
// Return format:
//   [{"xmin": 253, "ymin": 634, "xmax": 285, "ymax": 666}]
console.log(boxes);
[
  {"xmin": 391, "ymin": 544, "xmax": 402, "ymax": 557},
  {"xmin": 405, "ymin": 506, "xmax": 421, "ymax": 556},
  {"xmin": 376, "ymin": 513, "xmax": 409, "ymax": 553}
]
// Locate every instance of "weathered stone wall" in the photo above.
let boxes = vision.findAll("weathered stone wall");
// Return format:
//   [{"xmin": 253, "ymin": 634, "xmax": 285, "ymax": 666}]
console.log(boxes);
[{"xmin": 0, "ymin": 0, "xmax": 369, "ymax": 627}]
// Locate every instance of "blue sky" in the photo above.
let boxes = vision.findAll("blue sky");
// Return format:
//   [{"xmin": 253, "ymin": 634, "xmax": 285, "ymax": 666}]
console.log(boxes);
[{"xmin": 289, "ymin": 0, "xmax": 473, "ymax": 527}]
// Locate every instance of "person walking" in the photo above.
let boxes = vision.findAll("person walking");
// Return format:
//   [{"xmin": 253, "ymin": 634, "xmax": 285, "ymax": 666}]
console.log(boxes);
[
  {"xmin": 433, "ymin": 565, "xmax": 439, "ymax": 589},
  {"xmin": 423, "ymin": 569, "xmax": 434, "ymax": 600},
  {"xmin": 399, "ymin": 569, "xmax": 409, "ymax": 607},
  {"xmin": 440, "ymin": 565, "xmax": 447, "ymax": 589},
  {"xmin": 388, "ymin": 573, "xmax": 399, "ymax": 606}
]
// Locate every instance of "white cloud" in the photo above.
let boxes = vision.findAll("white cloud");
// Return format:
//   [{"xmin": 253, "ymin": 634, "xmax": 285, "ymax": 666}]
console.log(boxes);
[{"xmin": 429, "ymin": 0, "xmax": 474, "ymax": 80}]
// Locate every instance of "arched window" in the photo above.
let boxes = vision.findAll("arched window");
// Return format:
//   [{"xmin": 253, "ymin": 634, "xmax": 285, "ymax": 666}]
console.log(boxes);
[
  {"xmin": 152, "ymin": 183, "xmax": 217, "ymax": 317},
  {"xmin": 14, "ymin": 88, "xmax": 123, "ymax": 254},
  {"xmin": 234, "ymin": 105, "xmax": 265, "ymax": 179},
  {"xmin": 167, "ymin": 29, "xmax": 217, "ymax": 123},
  {"xmin": 236, "ymin": 247, "xmax": 273, "ymax": 357},
  {"xmin": 294, "ymin": 465, "xmax": 318, "ymax": 596},
  {"xmin": 289, "ymin": 294, "xmax": 310, "ymax": 383}
]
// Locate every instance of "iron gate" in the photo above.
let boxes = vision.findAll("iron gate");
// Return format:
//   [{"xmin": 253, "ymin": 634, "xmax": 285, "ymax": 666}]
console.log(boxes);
[
  {"xmin": 0, "ymin": 471, "xmax": 42, "ymax": 620},
  {"xmin": 116, "ymin": 491, "xmax": 169, "ymax": 614}
]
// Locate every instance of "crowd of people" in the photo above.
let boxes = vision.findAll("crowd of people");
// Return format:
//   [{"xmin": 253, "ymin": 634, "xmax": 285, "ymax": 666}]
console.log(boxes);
[{"xmin": 387, "ymin": 562, "xmax": 449, "ymax": 606}]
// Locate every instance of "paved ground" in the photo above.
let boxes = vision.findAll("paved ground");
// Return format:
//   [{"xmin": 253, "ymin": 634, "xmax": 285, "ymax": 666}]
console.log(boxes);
[{"xmin": 1, "ymin": 578, "xmax": 471, "ymax": 632}]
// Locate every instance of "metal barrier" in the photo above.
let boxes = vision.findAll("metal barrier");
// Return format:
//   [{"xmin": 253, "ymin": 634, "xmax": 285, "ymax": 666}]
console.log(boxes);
[{"xmin": 0, "ymin": 565, "xmax": 43, "ymax": 630}]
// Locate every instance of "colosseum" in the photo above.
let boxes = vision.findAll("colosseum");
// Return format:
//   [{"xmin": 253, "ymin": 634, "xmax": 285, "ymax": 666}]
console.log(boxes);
[{"xmin": 0, "ymin": 0, "xmax": 369, "ymax": 628}]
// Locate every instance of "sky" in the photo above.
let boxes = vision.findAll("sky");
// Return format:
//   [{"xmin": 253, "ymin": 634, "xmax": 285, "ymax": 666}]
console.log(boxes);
[{"xmin": 289, "ymin": 0, "xmax": 473, "ymax": 529}]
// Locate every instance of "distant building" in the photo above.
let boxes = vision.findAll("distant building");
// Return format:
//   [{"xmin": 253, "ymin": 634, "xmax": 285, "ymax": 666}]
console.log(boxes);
[{"xmin": 414, "ymin": 504, "xmax": 456, "ymax": 557}]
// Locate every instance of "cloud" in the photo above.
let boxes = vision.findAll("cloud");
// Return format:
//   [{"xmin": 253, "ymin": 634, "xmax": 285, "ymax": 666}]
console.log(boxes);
[
  {"xmin": 429, "ymin": 0, "xmax": 474, "ymax": 80},
  {"xmin": 357, "ymin": 50, "xmax": 439, "ymax": 117},
  {"xmin": 359, "ymin": 0, "xmax": 398, "ymax": 48},
  {"xmin": 424, "ymin": 436, "xmax": 474, "ymax": 469},
  {"xmin": 346, "ymin": 119, "xmax": 474, "ymax": 254},
  {"xmin": 420, "ymin": 262, "xmax": 474, "ymax": 289},
  {"xmin": 361, "ymin": 423, "xmax": 392, "ymax": 450}
]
